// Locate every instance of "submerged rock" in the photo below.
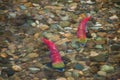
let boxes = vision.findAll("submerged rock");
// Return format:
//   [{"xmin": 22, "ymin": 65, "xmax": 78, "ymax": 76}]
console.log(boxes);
[
  {"xmin": 100, "ymin": 65, "xmax": 114, "ymax": 72},
  {"xmin": 90, "ymin": 53, "xmax": 108, "ymax": 62}
]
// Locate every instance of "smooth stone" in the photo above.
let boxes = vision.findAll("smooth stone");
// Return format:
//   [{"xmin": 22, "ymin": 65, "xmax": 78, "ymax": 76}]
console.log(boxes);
[
  {"xmin": 56, "ymin": 77, "xmax": 67, "ymax": 80},
  {"xmin": 9, "ymin": 12, "xmax": 16, "ymax": 18},
  {"xmin": 110, "ymin": 44, "xmax": 120, "ymax": 51},
  {"xmin": 90, "ymin": 51, "xmax": 99, "ymax": 57},
  {"xmin": 20, "ymin": 0, "xmax": 28, "ymax": 3},
  {"xmin": 64, "ymin": 71, "xmax": 72, "ymax": 77},
  {"xmin": 19, "ymin": 5, "xmax": 27, "ymax": 10},
  {"xmin": 97, "ymin": 71, "xmax": 107, "ymax": 77},
  {"xmin": 35, "ymin": 20, "xmax": 39, "ymax": 25},
  {"xmin": 32, "ymin": 3, "xmax": 40, "ymax": 7},
  {"xmin": 89, "ymin": 65, "xmax": 99, "ymax": 74},
  {"xmin": 86, "ymin": 40, "xmax": 96, "ymax": 48},
  {"xmin": 108, "ymin": 54, "xmax": 120, "ymax": 63},
  {"xmin": 90, "ymin": 53, "xmax": 107, "ymax": 62},
  {"xmin": 96, "ymin": 37, "xmax": 103, "ymax": 41},
  {"xmin": 67, "ymin": 77, "xmax": 75, "ymax": 80},
  {"xmin": 68, "ymin": 3, "xmax": 77, "ymax": 11},
  {"xmin": 28, "ymin": 67, "xmax": 40, "ymax": 73},
  {"xmin": 31, "ymin": 22, "xmax": 36, "ymax": 27},
  {"xmin": 91, "ymin": 27, "xmax": 101, "ymax": 30},
  {"xmin": 41, "ymin": 78, "xmax": 47, "ymax": 80},
  {"xmin": 59, "ymin": 21, "xmax": 70, "ymax": 27},
  {"xmin": 38, "ymin": 24, "xmax": 49, "ymax": 30},
  {"xmin": 64, "ymin": 27, "xmax": 72, "ymax": 30},
  {"xmin": 71, "ymin": 39, "xmax": 79, "ymax": 49},
  {"xmin": 95, "ymin": 45, "xmax": 103, "ymax": 49},
  {"xmin": 95, "ymin": 22, "xmax": 102, "ymax": 27},
  {"xmin": 117, "ymin": 29, "xmax": 120, "ymax": 34},
  {"xmin": 1, "ymin": 68, "xmax": 15, "ymax": 77},
  {"xmin": 95, "ymin": 40, "xmax": 106, "ymax": 45},
  {"xmin": 72, "ymin": 70, "xmax": 80, "ymax": 78},
  {"xmin": 100, "ymin": 65, "xmax": 114, "ymax": 72},
  {"xmin": 73, "ymin": 63, "xmax": 84, "ymax": 70},
  {"xmin": 60, "ymin": 15, "xmax": 69, "ymax": 21},
  {"xmin": 86, "ymin": 0, "xmax": 95, "ymax": 4},
  {"xmin": 68, "ymin": 0, "xmax": 73, "ymax": 3},
  {"xmin": 97, "ymin": 32, "xmax": 107, "ymax": 37},
  {"xmin": 109, "ymin": 15, "xmax": 119, "ymax": 20},
  {"xmin": 91, "ymin": 33, "xmax": 97, "ymax": 39},
  {"xmin": 12, "ymin": 65, "xmax": 22, "ymax": 71},
  {"xmin": 26, "ymin": 53, "xmax": 39, "ymax": 59},
  {"xmin": 55, "ymin": 38, "xmax": 70, "ymax": 45}
]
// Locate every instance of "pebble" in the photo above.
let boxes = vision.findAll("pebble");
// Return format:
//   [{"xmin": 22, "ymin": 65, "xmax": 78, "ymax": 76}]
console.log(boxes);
[
  {"xmin": 60, "ymin": 15, "xmax": 69, "ymax": 21},
  {"xmin": 8, "ymin": 12, "xmax": 16, "ymax": 18},
  {"xmin": 86, "ymin": 0, "xmax": 95, "ymax": 4},
  {"xmin": 95, "ymin": 45, "xmax": 103, "ymax": 49},
  {"xmin": 110, "ymin": 44, "xmax": 120, "ymax": 51},
  {"xmin": 28, "ymin": 67, "xmax": 40, "ymax": 73},
  {"xmin": 95, "ymin": 22, "xmax": 102, "ymax": 27},
  {"xmin": 97, "ymin": 71, "xmax": 107, "ymax": 77},
  {"xmin": 91, "ymin": 33, "xmax": 97, "ymax": 39},
  {"xmin": 42, "ymin": 32, "xmax": 60, "ymax": 41},
  {"xmin": 38, "ymin": 24, "xmax": 49, "ymax": 30},
  {"xmin": 100, "ymin": 65, "xmax": 114, "ymax": 72},
  {"xmin": 97, "ymin": 32, "xmax": 107, "ymax": 37},
  {"xmin": 108, "ymin": 54, "xmax": 120, "ymax": 63},
  {"xmin": 86, "ymin": 40, "xmax": 96, "ymax": 48},
  {"xmin": 90, "ymin": 51, "xmax": 99, "ymax": 57},
  {"xmin": 19, "ymin": 5, "xmax": 27, "ymax": 10},
  {"xmin": 117, "ymin": 29, "xmax": 120, "ymax": 34},
  {"xmin": 56, "ymin": 77, "xmax": 67, "ymax": 80},
  {"xmin": 72, "ymin": 70, "xmax": 80, "ymax": 78},
  {"xmin": 12, "ymin": 65, "xmax": 22, "ymax": 71},
  {"xmin": 60, "ymin": 21, "xmax": 70, "ymax": 27},
  {"xmin": 109, "ymin": 15, "xmax": 119, "ymax": 20},
  {"xmin": 64, "ymin": 71, "xmax": 72, "ymax": 77},
  {"xmin": 55, "ymin": 38, "xmax": 70, "ymax": 45},
  {"xmin": 31, "ymin": 22, "xmax": 37, "ymax": 27},
  {"xmin": 41, "ymin": 78, "xmax": 47, "ymax": 80},
  {"xmin": 68, "ymin": 3, "xmax": 77, "ymax": 11},
  {"xmin": 73, "ymin": 63, "xmax": 84, "ymax": 70},
  {"xmin": 26, "ymin": 53, "xmax": 39, "ymax": 59},
  {"xmin": 68, "ymin": 0, "xmax": 73, "ymax": 3},
  {"xmin": 90, "ymin": 53, "xmax": 107, "ymax": 62},
  {"xmin": 67, "ymin": 77, "xmax": 75, "ymax": 80},
  {"xmin": 20, "ymin": 0, "xmax": 28, "ymax": 3},
  {"xmin": 95, "ymin": 38, "xmax": 106, "ymax": 45},
  {"xmin": 34, "ymin": 32, "xmax": 41, "ymax": 39},
  {"xmin": 1, "ymin": 68, "xmax": 15, "ymax": 77}
]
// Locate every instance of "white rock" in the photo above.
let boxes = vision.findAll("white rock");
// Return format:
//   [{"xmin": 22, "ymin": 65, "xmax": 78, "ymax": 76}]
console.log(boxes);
[
  {"xmin": 109, "ymin": 15, "xmax": 118, "ymax": 20},
  {"xmin": 31, "ymin": 22, "xmax": 36, "ymax": 27},
  {"xmin": 90, "ymin": 51, "xmax": 99, "ymax": 57},
  {"xmin": 35, "ymin": 20, "xmax": 40, "ymax": 25},
  {"xmin": 86, "ymin": 0, "xmax": 95, "ymax": 4},
  {"xmin": 95, "ymin": 22, "xmax": 102, "ymax": 27}
]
